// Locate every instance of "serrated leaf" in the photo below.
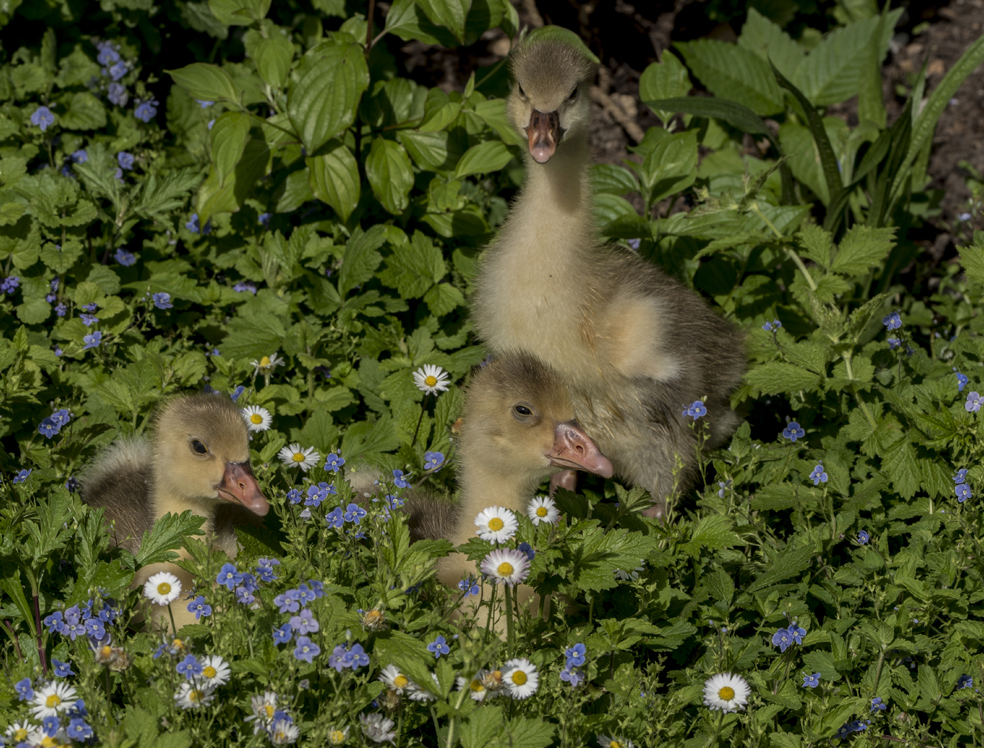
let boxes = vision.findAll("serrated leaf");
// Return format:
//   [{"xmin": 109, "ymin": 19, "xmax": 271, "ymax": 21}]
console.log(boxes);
[
  {"xmin": 424, "ymin": 282, "xmax": 464, "ymax": 317},
  {"xmin": 746, "ymin": 545, "xmax": 815, "ymax": 593},
  {"xmin": 40, "ymin": 240, "xmax": 84, "ymax": 274},
  {"xmin": 745, "ymin": 361, "xmax": 822, "ymax": 395},
  {"xmin": 378, "ymin": 232, "xmax": 445, "ymax": 298},
  {"xmin": 366, "ymin": 138, "xmax": 413, "ymax": 215},
  {"xmin": 676, "ymin": 39, "xmax": 784, "ymax": 116},
  {"xmin": 882, "ymin": 436, "xmax": 920, "ymax": 499},
  {"xmin": 308, "ymin": 142, "xmax": 360, "ymax": 222},
  {"xmin": 288, "ymin": 42, "xmax": 369, "ymax": 154},
  {"xmin": 798, "ymin": 224, "xmax": 832, "ymax": 268},
  {"xmin": 679, "ymin": 514, "xmax": 744, "ymax": 558},
  {"xmin": 16, "ymin": 297, "xmax": 51, "ymax": 324},
  {"xmin": 960, "ymin": 242, "xmax": 984, "ymax": 286},
  {"xmin": 167, "ymin": 62, "xmax": 241, "ymax": 103},
  {"xmin": 339, "ymin": 225, "xmax": 387, "ymax": 296},
  {"xmin": 454, "ymin": 140, "xmax": 513, "ymax": 179},
  {"xmin": 210, "ymin": 112, "xmax": 251, "ymax": 186},
  {"xmin": 830, "ymin": 225, "xmax": 895, "ymax": 276},
  {"xmin": 59, "ymin": 92, "xmax": 107, "ymax": 131}
]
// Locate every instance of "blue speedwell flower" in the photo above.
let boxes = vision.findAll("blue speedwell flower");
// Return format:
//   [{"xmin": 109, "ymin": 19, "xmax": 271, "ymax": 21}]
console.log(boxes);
[
  {"xmin": 870, "ymin": 697, "xmax": 887, "ymax": 713},
  {"xmin": 424, "ymin": 451, "xmax": 445, "ymax": 471},
  {"xmin": 772, "ymin": 628, "xmax": 793, "ymax": 652},
  {"xmin": 955, "ymin": 371, "xmax": 968, "ymax": 392},
  {"xmin": 789, "ymin": 624, "xmax": 806, "ymax": 644},
  {"xmin": 293, "ymin": 636, "xmax": 321, "ymax": 663},
  {"xmin": 565, "ymin": 643, "xmax": 586, "ymax": 668},
  {"xmin": 66, "ymin": 719, "xmax": 93, "ymax": 741},
  {"xmin": 187, "ymin": 596, "xmax": 212, "ymax": 620},
  {"xmin": 134, "ymin": 99, "xmax": 158, "ymax": 122},
  {"xmin": 956, "ymin": 483, "xmax": 972, "ymax": 503},
  {"xmin": 325, "ymin": 507, "xmax": 344, "ymax": 529},
  {"xmin": 762, "ymin": 319, "xmax": 781, "ymax": 332},
  {"xmin": 152, "ymin": 292, "xmax": 173, "ymax": 310},
  {"xmin": 883, "ymin": 311, "xmax": 902, "ymax": 330},
  {"xmin": 858, "ymin": 530, "xmax": 870, "ymax": 545},
  {"xmin": 273, "ymin": 623, "xmax": 292, "ymax": 645},
  {"xmin": 809, "ymin": 463, "xmax": 828, "ymax": 485},
  {"xmin": 216, "ymin": 563, "xmax": 242, "ymax": 591},
  {"xmin": 13, "ymin": 468, "xmax": 32, "ymax": 484},
  {"xmin": 80, "ymin": 313, "xmax": 99, "ymax": 327},
  {"xmin": 52, "ymin": 659, "xmax": 75, "ymax": 678},
  {"xmin": 560, "ymin": 667, "xmax": 584, "ymax": 687},
  {"xmin": 31, "ymin": 105, "xmax": 55, "ymax": 131},
  {"xmin": 324, "ymin": 453, "xmax": 345, "ymax": 472},
  {"xmin": 957, "ymin": 674, "xmax": 973, "ymax": 690},
  {"xmin": 953, "ymin": 468, "xmax": 969, "ymax": 484},
  {"xmin": 107, "ymin": 82, "xmax": 128, "ymax": 106},
  {"xmin": 966, "ymin": 391, "xmax": 982, "ymax": 413},
  {"xmin": 888, "ymin": 338, "xmax": 901, "ymax": 350},
  {"xmin": 458, "ymin": 577, "xmax": 479, "ymax": 597},
  {"xmin": 392, "ymin": 469, "xmax": 411, "ymax": 489},
  {"xmin": 234, "ymin": 281, "xmax": 257, "ymax": 294},
  {"xmin": 186, "ymin": 213, "xmax": 211, "ymax": 235},
  {"xmin": 782, "ymin": 422, "xmax": 805, "ymax": 442},
  {"xmin": 176, "ymin": 654, "xmax": 203, "ymax": 681},
  {"xmin": 682, "ymin": 400, "xmax": 707, "ymax": 419},
  {"xmin": 117, "ymin": 151, "xmax": 135, "ymax": 171},
  {"xmin": 82, "ymin": 331, "xmax": 103, "ymax": 350},
  {"xmin": 427, "ymin": 635, "xmax": 450, "ymax": 659},
  {"xmin": 0, "ymin": 275, "xmax": 20, "ymax": 294},
  {"xmin": 802, "ymin": 673, "xmax": 820, "ymax": 688},
  {"xmin": 39, "ymin": 418, "xmax": 59, "ymax": 438},
  {"xmin": 15, "ymin": 677, "xmax": 34, "ymax": 701},
  {"xmin": 115, "ymin": 248, "xmax": 136, "ymax": 266}
]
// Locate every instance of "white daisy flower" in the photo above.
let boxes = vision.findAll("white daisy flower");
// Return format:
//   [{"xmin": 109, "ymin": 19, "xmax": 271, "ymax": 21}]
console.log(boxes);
[
  {"xmin": 251, "ymin": 352, "xmax": 284, "ymax": 374},
  {"xmin": 242, "ymin": 405, "xmax": 272, "ymax": 432},
  {"xmin": 175, "ymin": 681, "xmax": 215, "ymax": 709},
  {"xmin": 379, "ymin": 664, "xmax": 412, "ymax": 694},
  {"xmin": 474, "ymin": 505, "xmax": 518, "ymax": 543},
  {"xmin": 244, "ymin": 690, "xmax": 279, "ymax": 733},
  {"xmin": 614, "ymin": 560, "xmax": 646, "ymax": 582},
  {"xmin": 5, "ymin": 721, "xmax": 33, "ymax": 743},
  {"xmin": 702, "ymin": 672, "xmax": 751, "ymax": 713},
  {"xmin": 406, "ymin": 673, "xmax": 440, "ymax": 702},
  {"xmin": 502, "ymin": 658, "xmax": 539, "ymax": 699},
  {"xmin": 528, "ymin": 495, "xmax": 559, "ymax": 525},
  {"xmin": 327, "ymin": 726, "xmax": 349, "ymax": 745},
  {"xmin": 413, "ymin": 364, "xmax": 450, "ymax": 395},
  {"xmin": 597, "ymin": 736, "xmax": 636, "ymax": 748},
  {"xmin": 480, "ymin": 548, "xmax": 530, "ymax": 586},
  {"xmin": 30, "ymin": 681, "xmax": 78, "ymax": 718},
  {"xmin": 197, "ymin": 654, "xmax": 231, "ymax": 687},
  {"xmin": 269, "ymin": 718, "xmax": 300, "ymax": 744},
  {"xmin": 360, "ymin": 713, "xmax": 397, "ymax": 743},
  {"xmin": 455, "ymin": 669, "xmax": 499, "ymax": 702},
  {"xmin": 278, "ymin": 443, "xmax": 320, "ymax": 472},
  {"xmin": 143, "ymin": 571, "xmax": 182, "ymax": 605}
]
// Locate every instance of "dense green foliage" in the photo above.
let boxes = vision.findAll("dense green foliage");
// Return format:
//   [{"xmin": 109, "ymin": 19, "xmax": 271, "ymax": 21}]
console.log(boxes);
[{"xmin": 3, "ymin": 0, "xmax": 984, "ymax": 746}]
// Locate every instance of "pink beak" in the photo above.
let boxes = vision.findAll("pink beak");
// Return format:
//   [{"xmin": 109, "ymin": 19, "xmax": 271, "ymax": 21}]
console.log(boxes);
[
  {"xmin": 547, "ymin": 421, "xmax": 614, "ymax": 478},
  {"xmin": 218, "ymin": 461, "xmax": 269, "ymax": 516},
  {"xmin": 526, "ymin": 109, "xmax": 561, "ymax": 163}
]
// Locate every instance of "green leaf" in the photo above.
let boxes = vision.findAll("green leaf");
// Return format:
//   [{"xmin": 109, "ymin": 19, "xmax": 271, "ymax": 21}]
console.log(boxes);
[
  {"xmin": 341, "ymin": 414, "xmax": 401, "ymax": 459},
  {"xmin": 737, "ymin": 8, "xmax": 804, "ymax": 82},
  {"xmin": 254, "ymin": 33, "xmax": 293, "ymax": 89},
  {"xmin": 424, "ymin": 282, "xmax": 464, "ymax": 317},
  {"xmin": 366, "ymin": 138, "xmax": 413, "ymax": 215},
  {"xmin": 679, "ymin": 514, "xmax": 745, "ymax": 558},
  {"xmin": 167, "ymin": 62, "xmax": 241, "ymax": 103},
  {"xmin": 882, "ymin": 436, "xmax": 920, "ymax": 499},
  {"xmin": 746, "ymin": 545, "xmax": 815, "ymax": 593},
  {"xmin": 288, "ymin": 42, "xmax": 369, "ymax": 154},
  {"xmin": 307, "ymin": 143, "xmax": 360, "ymax": 222},
  {"xmin": 208, "ymin": 0, "xmax": 270, "ymax": 25},
  {"xmin": 339, "ymin": 225, "xmax": 387, "ymax": 296},
  {"xmin": 414, "ymin": 0, "xmax": 470, "ymax": 43},
  {"xmin": 16, "ymin": 297, "xmax": 51, "ymax": 324},
  {"xmin": 210, "ymin": 112, "xmax": 251, "ymax": 186},
  {"xmin": 638, "ymin": 129, "xmax": 697, "ymax": 205},
  {"xmin": 196, "ymin": 138, "xmax": 271, "ymax": 221},
  {"xmin": 676, "ymin": 39, "xmax": 784, "ymax": 116},
  {"xmin": 798, "ymin": 224, "xmax": 832, "ymax": 268},
  {"xmin": 590, "ymin": 163, "xmax": 638, "ymax": 196},
  {"xmin": 745, "ymin": 361, "xmax": 821, "ymax": 395},
  {"xmin": 378, "ymin": 232, "xmax": 445, "ymax": 298},
  {"xmin": 830, "ymin": 225, "xmax": 895, "ymax": 276},
  {"xmin": 779, "ymin": 122, "xmax": 830, "ymax": 204},
  {"xmin": 383, "ymin": 0, "xmax": 457, "ymax": 46},
  {"xmin": 39, "ymin": 240, "xmax": 84, "ymax": 274},
  {"xmin": 135, "ymin": 512, "xmax": 207, "ymax": 567},
  {"xmin": 858, "ymin": 10, "xmax": 889, "ymax": 127},
  {"xmin": 638, "ymin": 51, "xmax": 691, "ymax": 122},
  {"xmin": 959, "ymin": 242, "xmax": 984, "ymax": 286},
  {"xmin": 58, "ymin": 92, "xmax": 107, "ymax": 130},
  {"xmin": 454, "ymin": 140, "xmax": 513, "ymax": 179}
]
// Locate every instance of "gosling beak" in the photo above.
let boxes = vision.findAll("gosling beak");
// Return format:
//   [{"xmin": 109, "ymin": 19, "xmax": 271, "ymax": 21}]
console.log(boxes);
[
  {"xmin": 526, "ymin": 109, "xmax": 562, "ymax": 164},
  {"xmin": 547, "ymin": 421, "xmax": 614, "ymax": 478},
  {"xmin": 218, "ymin": 461, "xmax": 270, "ymax": 516}
]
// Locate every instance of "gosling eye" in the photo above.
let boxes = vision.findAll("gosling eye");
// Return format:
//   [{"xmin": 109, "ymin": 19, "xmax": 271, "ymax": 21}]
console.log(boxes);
[
  {"xmin": 518, "ymin": 83, "xmax": 527, "ymax": 99},
  {"xmin": 568, "ymin": 87, "xmax": 577, "ymax": 101},
  {"xmin": 191, "ymin": 439, "xmax": 209, "ymax": 455},
  {"xmin": 514, "ymin": 405, "xmax": 532, "ymax": 416}
]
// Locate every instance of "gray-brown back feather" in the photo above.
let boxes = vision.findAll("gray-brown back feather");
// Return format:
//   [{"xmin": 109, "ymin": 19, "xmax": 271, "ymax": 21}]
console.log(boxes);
[{"xmin": 79, "ymin": 438, "xmax": 154, "ymax": 554}]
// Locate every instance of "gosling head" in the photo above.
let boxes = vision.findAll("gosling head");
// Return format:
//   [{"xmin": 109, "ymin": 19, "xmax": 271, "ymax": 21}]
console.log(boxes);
[
  {"xmin": 508, "ymin": 27, "xmax": 598, "ymax": 164},
  {"xmin": 153, "ymin": 394, "xmax": 269, "ymax": 518},
  {"xmin": 463, "ymin": 353, "xmax": 613, "ymax": 485}
]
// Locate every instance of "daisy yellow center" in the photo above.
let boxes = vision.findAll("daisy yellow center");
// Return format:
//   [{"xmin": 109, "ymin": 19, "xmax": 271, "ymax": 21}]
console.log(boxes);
[
  {"xmin": 611, "ymin": 743, "xmax": 622, "ymax": 748},
  {"xmin": 470, "ymin": 679, "xmax": 484, "ymax": 692},
  {"xmin": 488, "ymin": 517, "xmax": 504, "ymax": 531},
  {"xmin": 41, "ymin": 738, "xmax": 58, "ymax": 748},
  {"xmin": 511, "ymin": 671, "xmax": 528, "ymax": 686},
  {"xmin": 394, "ymin": 674, "xmax": 409, "ymax": 689},
  {"xmin": 260, "ymin": 356, "xmax": 271, "ymax": 367},
  {"xmin": 157, "ymin": 582, "xmax": 171, "ymax": 596},
  {"xmin": 497, "ymin": 562, "xmax": 514, "ymax": 577},
  {"xmin": 264, "ymin": 704, "xmax": 275, "ymax": 718},
  {"xmin": 425, "ymin": 375, "xmax": 438, "ymax": 386},
  {"xmin": 292, "ymin": 452, "xmax": 306, "ymax": 462},
  {"xmin": 203, "ymin": 666, "xmax": 217, "ymax": 679},
  {"xmin": 14, "ymin": 728, "xmax": 28, "ymax": 741},
  {"xmin": 250, "ymin": 414, "xmax": 263, "ymax": 424},
  {"xmin": 100, "ymin": 645, "xmax": 113, "ymax": 658},
  {"xmin": 536, "ymin": 507, "xmax": 548, "ymax": 517},
  {"xmin": 46, "ymin": 693, "xmax": 62, "ymax": 708},
  {"xmin": 718, "ymin": 686, "xmax": 735, "ymax": 701},
  {"xmin": 173, "ymin": 638, "xmax": 183, "ymax": 649},
  {"xmin": 329, "ymin": 730, "xmax": 346, "ymax": 744},
  {"xmin": 190, "ymin": 689, "xmax": 203, "ymax": 703}
]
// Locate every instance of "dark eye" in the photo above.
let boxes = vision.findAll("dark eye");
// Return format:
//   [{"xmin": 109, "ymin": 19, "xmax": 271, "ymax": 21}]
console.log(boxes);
[
  {"xmin": 568, "ymin": 87, "xmax": 577, "ymax": 101},
  {"xmin": 514, "ymin": 405, "xmax": 532, "ymax": 416},
  {"xmin": 191, "ymin": 439, "xmax": 208, "ymax": 455},
  {"xmin": 518, "ymin": 83, "xmax": 527, "ymax": 98}
]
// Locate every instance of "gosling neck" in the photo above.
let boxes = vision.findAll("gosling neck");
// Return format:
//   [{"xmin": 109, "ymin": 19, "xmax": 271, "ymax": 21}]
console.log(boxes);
[
  {"xmin": 150, "ymin": 469, "xmax": 216, "ymax": 536},
  {"xmin": 516, "ymin": 133, "xmax": 593, "ymax": 236},
  {"xmin": 457, "ymin": 446, "xmax": 541, "ymax": 519}
]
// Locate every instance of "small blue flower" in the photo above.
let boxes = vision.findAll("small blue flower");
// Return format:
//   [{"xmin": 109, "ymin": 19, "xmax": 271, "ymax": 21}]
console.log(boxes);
[
  {"xmin": 286, "ymin": 488, "xmax": 302, "ymax": 505},
  {"xmin": 883, "ymin": 311, "xmax": 902, "ymax": 330},
  {"xmin": 82, "ymin": 331, "xmax": 103, "ymax": 350},
  {"xmin": 42, "ymin": 716, "xmax": 60, "ymax": 737},
  {"xmin": 954, "ymin": 468, "xmax": 969, "ymax": 484},
  {"xmin": 258, "ymin": 212, "xmax": 272, "ymax": 226},
  {"xmin": 427, "ymin": 635, "xmax": 450, "ymax": 659},
  {"xmin": 385, "ymin": 494, "xmax": 404, "ymax": 509},
  {"xmin": 236, "ymin": 586, "xmax": 255, "ymax": 605},
  {"xmin": 53, "ymin": 659, "xmax": 75, "ymax": 678},
  {"xmin": 325, "ymin": 506, "xmax": 344, "ymax": 528},
  {"xmin": 107, "ymin": 60, "xmax": 127, "ymax": 81},
  {"xmin": 324, "ymin": 453, "xmax": 345, "ymax": 473},
  {"xmin": 80, "ymin": 313, "xmax": 99, "ymax": 326},
  {"xmin": 294, "ymin": 635, "xmax": 321, "ymax": 663},
  {"xmin": 234, "ymin": 281, "xmax": 257, "ymax": 294},
  {"xmin": 13, "ymin": 468, "xmax": 32, "ymax": 484},
  {"xmin": 230, "ymin": 385, "xmax": 245, "ymax": 401},
  {"xmin": 66, "ymin": 718, "xmax": 93, "ymax": 741},
  {"xmin": 152, "ymin": 292, "xmax": 173, "ymax": 310},
  {"xmin": 176, "ymin": 654, "xmax": 203, "ymax": 681},
  {"xmin": 888, "ymin": 338, "xmax": 901, "ymax": 350},
  {"xmin": 966, "ymin": 391, "xmax": 981, "ymax": 413},
  {"xmin": 424, "ymin": 451, "xmax": 445, "ymax": 471},
  {"xmin": 0, "ymin": 275, "xmax": 20, "ymax": 293},
  {"xmin": 762, "ymin": 319, "xmax": 781, "ymax": 332},
  {"xmin": 274, "ymin": 592, "xmax": 300, "ymax": 614},
  {"xmin": 858, "ymin": 529, "xmax": 870, "ymax": 544},
  {"xmin": 458, "ymin": 577, "xmax": 479, "ymax": 597},
  {"xmin": 56, "ymin": 302, "xmax": 67, "ymax": 317},
  {"xmin": 273, "ymin": 623, "xmax": 293, "ymax": 645},
  {"xmin": 956, "ymin": 372, "xmax": 968, "ymax": 392},
  {"xmin": 348, "ymin": 643, "xmax": 369, "ymax": 669},
  {"xmin": 216, "ymin": 563, "xmax": 242, "ymax": 590},
  {"xmin": 809, "ymin": 463, "xmax": 828, "ymax": 485},
  {"xmin": 782, "ymin": 422, "xmax": 805, "ymax": 442},
  {"xmin": 870, "ymin": 697, "xmax": 887, "ymax": 713},
  {"xmin": 682, "ymin": 400, "xmax": 706, "ymax": 419},
  {"xmin": 107, "ymin": 82, "xmax": 128, "ymax": 106},
  {"xmin": 308, "ymin": 580, "xmax": 324, "ymax": 598},
  {"xmin": 84, "ymin": 618, "xmax": 105, "ymax": 640},
  {"xmin": 289, "ymin": 609, "xmax": 320, "ymax": 635},
  {"xmin": 134, "ymin": 99, "xmax": 158, "ymax": 122},
  {"xmin": 115, "ymin": 247, "xmax": 137, "ymax": 266},
  {"xmin": 39, "ymin": 417, "xmax": 60, "ymax": 438},
  {"xmin": 14, "ymin": 677, "xmax": 33, "ymax": 701},
  {"xmin": 560, "ymin": 667, "xmax": 584, "ymax": 687},
  {"xmin": 772, "ymin": 628, "xmax": 793, "ymax": 652},
  {"xmin": 117, "ymin": 151, "xmax": 135, "ymax": 171},
  {"xmin": 187, "ymin": 595, "xmax": 212, "ymax": 620},
  {"xmin": 196, "ymin": 99, "xmax": 214, "ymax": 108},
  {"xmin": 72, "ymin": 150, "xmax": 88, "ymax": 164},
  {"xmin": 789, "ymin": 624, "xmax": 806, "ymax": 644},
  {"xmin": 96, "ymin": 43, "xmax": 120, "ymax": 66},
  {"xmin": 31, "ymin": 105, "xmax": 56, "ymax": 132},
  {"xmin": 518, "ymin": 542, "xmax": 535, "ymax": 561},
  {"xmin": 802, "ymin": 672, "xmax": 820, "ymax": 688},
  {"xmin": 44, "ymin": 611, "xmax": 66, "ymax": 634},
  {"xmin": 565, "ymin": 643, "xmax": 586, "ymax": 668},
  {"xmin": 957, "ymin": 674, "xmax": 973, "ymax": 690},
  {"xmin": 393, "ymin": 469, "xmax": 411, "ymax": 489},
  {"xmin": 343, "ymin": 502, "xmax": 367, "ymax": 524},
  {"xmin": 185, "ymin": 213, "xmax": 211, "ymax": 235},
  {"xmin": 956, "ymin": 483, "xmax": 972, "ymax": 503}
]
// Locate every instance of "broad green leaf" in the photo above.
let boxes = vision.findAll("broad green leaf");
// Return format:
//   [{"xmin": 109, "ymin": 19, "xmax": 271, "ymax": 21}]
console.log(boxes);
[
  {"xmin": 746, "ymin": 545, "xmax": 815, "ymax": 593},
  {"xmin": 638, "ymin": 129, "xmax": 697, "ymax": 205},
  {"xmin": 679, "ymin": 514, "xmax": 744, "ymax": 558},
  {"xmin": 959, "ymin": 242, "xmax": 984, "ymax": 286},
  {"xmin": 454, "ymin": 140, "xmax": 513, "ymax": 179},
  {"xmin": 59, "ymin": 92, "xmax": 107, "ymax": 130},
  {"xmin": 738, "ymin": 8, "xmax": 804, "ymax": 82},
  {"xmin": 415, "ymin": 0, "xmax": 470, "ymax": 43},
  {"xmin": 858, "ymin": 10, "xmax": 889, "ymax": 127},
  {"xmin": 16, "ymin": 297, "xmax": 50, "ymax": 324},
  {"xmin": 830, "ymin": 225, "xmax": 895, "ymax": 276},
  {"xmin": 745, "ymin": 361, "xmax": 822, "ymax": 395},
  {"xmin": 638, "ymin": 51, "xmax": 691, "ymax": 122},
  {"xmin": 308, "ymin": 142, "xmax": 360, "ymax": 222},
  {"xmin": 882, "ymin": 436, "xmax": 920, "ymax": 499},
  {"xmin": 197, "ymin": 138, "xmax": 271, "ymax": 221},
  {"xmin": 366, "ymin": 138, "xmax": 413, "ymax": 215},
  {"xmin": 397, "ymin": 130, "xmax": 455, "ymax": 171},
  {"xmin": 676, "ymin": 39, "xmax": 784, "ymax": 116},
  {"xmin": 210, "ymin": 111, "xmax": 251, "ymax": 186},
  {"xmin": 378, "ymin": 232, "xmax": 445, "ymax": 298},
  {"xmin": 167, "ymin": 63, "xmax": 241, "ymax": 103},
  {"xmin": 209, "ymin": 0, "xmax": 270, "ymax": 25},
  {"xmin": 779, "ymin": 122, "xmax": 830, "ymax": 204},
  {"xmin": 339, "ymin": 225, "xmax": 387, "ymax": 296},
  {"xmin": 288, "ymin": 42, "xmax": 369, "ymax": 154},
  {"xmin": 590, "ymin": 163, "xmax": 638, "ymax": 196},
  {"xmin": 254, "ymin": 33, "xmax": 293, "ymax": 89},
  {"xmin": 383, "ymin": 0, "xmax": 457, "ymax": 46},
  {"xmin": 40, "ymin": 239, "xmax": 84, "ymax": 274}
]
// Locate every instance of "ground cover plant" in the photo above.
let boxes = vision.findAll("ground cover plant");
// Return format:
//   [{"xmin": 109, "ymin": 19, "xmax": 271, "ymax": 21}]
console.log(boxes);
[{"xmin": 2, "ymin": 0, "xmax": 984, "ymax": 745}]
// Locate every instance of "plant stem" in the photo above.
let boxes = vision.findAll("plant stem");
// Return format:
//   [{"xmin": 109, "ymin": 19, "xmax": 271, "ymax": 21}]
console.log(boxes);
[
  {"xmin": 504, "ymin": 584, "xmax": 515, "ymax": 649},
  {"xmin": 411, "ymin": 395, "xmax": 429, "ymax": 448},
  {"xmin": 32, "ymin": 593, "xmax": 48, "ymax": 675},
  {"xmin": 706, "ymin": 710, "xmax": 725, "ymax": 747},
  {"xmin": 365, "ymin": 0, "xmax": 377, "ymax": 55},
  {"xmin": 843, "ymin": 354, "xmax": 878, "ymax": 429}
]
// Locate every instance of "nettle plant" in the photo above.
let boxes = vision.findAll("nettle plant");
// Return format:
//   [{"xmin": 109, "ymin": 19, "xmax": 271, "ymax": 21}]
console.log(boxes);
[{"xmin": 3, "ymin": 0, "xmax": 984, "ymax": 746}]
